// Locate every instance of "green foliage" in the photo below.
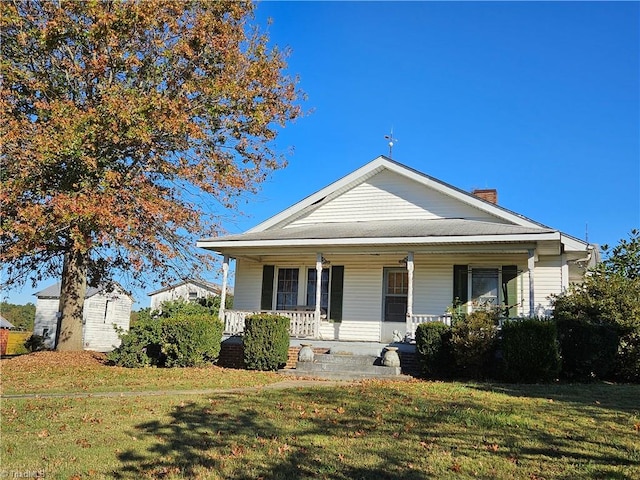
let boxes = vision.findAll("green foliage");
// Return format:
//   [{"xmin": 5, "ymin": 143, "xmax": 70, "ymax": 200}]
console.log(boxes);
[
  {"xmin": 243, "ymin": 314, "xmax": 290, "ymax": 371},
  {"xmin": 106, "ymin": 317, "xmax": 163, "ymax": 368},
  {"xmin": 615, "ymin": 331, "xmax": 640, "ymax": 383},
  {"xmin": 23, "ymin": 334, "xmax": 47, "ymax": 352},
  {"xmin": 451, "ymin": 310, "xmax": 498, "ymax": 380},
  {"xmin": 161, "ymin": 314, "xmax": 223, "ymax": 368},
  {"xmin": 556, "ymin": 316, "xmax": 619, "ymax": 381},
  {"xmin": 0, "ymin": 302, "xmax": 36, "ymax": 330},
  {"xmin": 598, "ymin": 228, "xmax": 640, "ymax": 279},
  {"xmin": 500, "ymin": 318, "xmax": 561, "ymax": 383},
  {"xmin": 108, "ymin": 298, "xmax": 222, "ymax": 368},
  {"xmin": 552, "ymin": 230, "xmax": 640, "ymax": 382},
  {"xmin": 415, "ymin": 322, "xmax": 453, "ymax": 379}
]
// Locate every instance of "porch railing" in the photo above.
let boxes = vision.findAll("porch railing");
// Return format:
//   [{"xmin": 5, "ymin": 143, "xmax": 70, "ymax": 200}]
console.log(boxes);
[
  {"xmin": 406, "ymin": 314, "xmax": 452, "ymax": 340},
  {"xmin": 223, "ymin": 310, "xmax": 318, "ymax": 338}
]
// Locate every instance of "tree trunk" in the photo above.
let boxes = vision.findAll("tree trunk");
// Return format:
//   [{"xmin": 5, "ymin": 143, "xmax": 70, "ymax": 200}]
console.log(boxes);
[{"xmin": 56, "ymin": 250, "xmax": 88, "ymax": 351}]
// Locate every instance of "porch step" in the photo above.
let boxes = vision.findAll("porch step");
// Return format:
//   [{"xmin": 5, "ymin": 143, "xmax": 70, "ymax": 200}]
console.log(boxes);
[{"xmin": 285, "ymin": 353, "xmax": 409, "ymax": 381}]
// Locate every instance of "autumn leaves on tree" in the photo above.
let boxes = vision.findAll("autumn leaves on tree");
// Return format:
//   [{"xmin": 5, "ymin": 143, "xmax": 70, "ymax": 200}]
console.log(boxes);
[{"xmin": 1, "ymin": 1, "xmax": 302, "ymax": 349}]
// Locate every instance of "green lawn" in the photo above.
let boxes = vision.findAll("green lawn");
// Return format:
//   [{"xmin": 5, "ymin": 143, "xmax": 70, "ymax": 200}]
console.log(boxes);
[{"xmin": 1, "ymin": 353, "xmax": 639, "ymax": 479}]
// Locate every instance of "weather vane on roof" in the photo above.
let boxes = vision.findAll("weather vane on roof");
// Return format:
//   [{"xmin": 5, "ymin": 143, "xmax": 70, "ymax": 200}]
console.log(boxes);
[{"xmin": 384, "ymin": 129, "xmax": 397, "ymax": 158}]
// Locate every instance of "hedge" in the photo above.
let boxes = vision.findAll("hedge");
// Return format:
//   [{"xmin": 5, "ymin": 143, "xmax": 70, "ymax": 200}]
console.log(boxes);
[{"xmin": 243, "ymin": 314, "xmax": 290, "ymax": 371}]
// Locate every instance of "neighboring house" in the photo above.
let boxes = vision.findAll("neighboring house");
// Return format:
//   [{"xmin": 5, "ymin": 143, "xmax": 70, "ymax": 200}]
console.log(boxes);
[
  {"xmin": 0, "ymin": 314, "xmax": 15, "ymax": 330},
  {"xmin": 197, "ymin": 156, "xmax": 597, "ymax": 343},
  {"xmin": 34, "ymin": 283, "xmax": 132, "ymax": 352},
  {"xmin": 148, "ymin": 279, "xmax": 226, "ymax": 310}
]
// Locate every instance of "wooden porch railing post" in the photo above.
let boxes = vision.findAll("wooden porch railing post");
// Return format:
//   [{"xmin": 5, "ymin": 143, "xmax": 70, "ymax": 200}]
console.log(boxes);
[
  {"xmin": 406, "ymin": 251, "xmax": 414, "ymax": 338},
  {"xmin": 219, "ymin": 255, "xmax": 229, "ymax": 322},
  {"xmin": 314, "ymin": 253, "xmax": 322, "ymax": 338}
]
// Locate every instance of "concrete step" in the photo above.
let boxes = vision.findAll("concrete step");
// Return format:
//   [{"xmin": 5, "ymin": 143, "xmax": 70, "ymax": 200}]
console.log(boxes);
[
  {"xmin": 311, "ymin": 353, "xmax": 382, "ymax": 367},
  {"xmin": 279, "ymin": 368, "xmax": 412, "ymax": 381},
  {"xmin": 287, "ymin": 352, "xmax": 406, "ymax": 381}
]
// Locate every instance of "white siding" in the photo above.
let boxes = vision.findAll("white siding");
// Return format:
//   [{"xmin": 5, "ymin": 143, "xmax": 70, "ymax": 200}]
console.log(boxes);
[
  {"xmin": 83, "ymin": 292, "xmax": 132, "ymax": 352},
  {"xmin": 234, "ymin": 259, "xmax": 267, "ymax": 311},
  {"xmin": 291, "ymin": 169, "xmax": 501, "ymax": 226},
  {"xmin": 150, "ymin": 283, "xmax": 219, "ymax": 310},
  {"xmin": 34, "ymin": 298, "xmax": 59, "ymax": 349},
  {"xmin": 533, "ymin": 256, "xmax": 563, "ymax": 316},
  {"xmin": 232, "ymin": 252, "xmax": 541, "ymax": 342},
  {"xmin": 34, "ymin": 287, "xmax": 131, "ymax": 352}
]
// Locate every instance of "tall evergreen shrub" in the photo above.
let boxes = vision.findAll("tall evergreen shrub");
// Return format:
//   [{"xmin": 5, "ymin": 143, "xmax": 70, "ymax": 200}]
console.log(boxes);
[
  {"xmin": 556, "ymin": 315, "xmax": 619, "ymax": 381},
  {"xmin": 161, "ymin": 314, "xmax": 223, "ymax": 367},
  {"xmin": 415, "ymin": 322, "xmax": 453, "ymax": 378},
  {"xmin": 243, "ymin": 314, "xmax": 290, "ymax": 371},
  {"xmin": 451, "ymin": 310, "xmax": 498, "ymax": 380},
  {"xmin": 500, "ymin": 318, "xmax": 561, "ymax": 383}
]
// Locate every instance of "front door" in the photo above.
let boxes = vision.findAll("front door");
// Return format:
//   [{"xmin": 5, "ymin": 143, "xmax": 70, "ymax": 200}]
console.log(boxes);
[{"xmin": 383, "ymin": 268, "xmax": 408, "ymax": 323}]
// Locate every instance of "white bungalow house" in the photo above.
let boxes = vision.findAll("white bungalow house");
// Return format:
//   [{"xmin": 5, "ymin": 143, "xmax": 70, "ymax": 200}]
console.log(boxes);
[
  {"xmin": 197, "ymin": 156, "xmax": 596, "ymax": 344},
  {"xmin": 148, "ymin": 279, "xmax": 225, "ymax": 310},
  {"xmin": 34, "ymin": 282, "xmax": 132, "ymax": 351}
]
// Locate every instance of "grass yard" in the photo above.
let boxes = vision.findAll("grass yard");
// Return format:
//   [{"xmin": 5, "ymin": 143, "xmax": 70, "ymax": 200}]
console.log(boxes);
[
  {"xmin": 0, "ymin": 351, "xmax": 281, "ymax": 395},
  {"xmin": 1, "ymin": 353, "xmax": 639, "ymax": 479}
]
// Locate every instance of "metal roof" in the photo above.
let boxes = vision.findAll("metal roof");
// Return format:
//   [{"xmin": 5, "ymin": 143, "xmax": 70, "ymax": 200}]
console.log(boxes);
[
  {"xmin": 34, "ymin": 282, "xmax": 131, "ymax": 300},
  {"xmin": 200, "ymin": 218, "xmax": 555, "ymax": 244}
]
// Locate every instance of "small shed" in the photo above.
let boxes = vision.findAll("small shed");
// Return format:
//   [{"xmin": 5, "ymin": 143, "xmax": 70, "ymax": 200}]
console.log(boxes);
[{"xmin": 34, "ymin": 282, "xmax": 133, "ymax": 352}]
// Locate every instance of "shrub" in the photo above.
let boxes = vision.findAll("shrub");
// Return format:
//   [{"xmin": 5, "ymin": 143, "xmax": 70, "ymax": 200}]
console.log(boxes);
[
  {"xmin": 415, "ymin": 322, "xmax": 453, "ymax": 378},
  {"xmin": 243, "ymin": 314, "xmax": 290, "ymax": 371},
  {"xmin": 161, "ymin": 314, "xmax": 223, "ymax": 367},
  {"xmin": 616, "ymin": 331, "xmax": 640, "ymax": 382},
  {"xmin": 556, "ymin": 315, "xmax": 619, "ymax": 381},
  {"xmin": 107, "ymin": 317, "xmax": 163, "ymax": 367},
  {"xmin": 500, "ymin": 318, "xmax": 561, "ymax": 383},
  {"xmin": 24, "ymin": 334, "xmax": 47, "ymax": 352},
  {"xmin": 451, "ymin": 310, "xmax": 498, "ymax": 379}
]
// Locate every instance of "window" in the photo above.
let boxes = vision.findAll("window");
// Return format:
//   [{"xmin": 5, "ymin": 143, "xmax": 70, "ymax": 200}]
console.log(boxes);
[
  {"xmin": 471, "ymin": 268, "xmax": 499, "ymax": 309},
  {"xmin": 276, "ymin": 268, "xmax": 299, "ymax": 310},
  {"xmin": 188, "ymin": 291, "xmax": 198, "ymax": 301},
  {"xmin": 453, "ymin": 265, "xmax": 519, "ymax": 316},
  {"xmin": 384, "ymin": 268, "xmax": 408, "ymax": 322},
  {"xmin": 306, "ymin": 268, "xmax": 329, "ymax": 313}
]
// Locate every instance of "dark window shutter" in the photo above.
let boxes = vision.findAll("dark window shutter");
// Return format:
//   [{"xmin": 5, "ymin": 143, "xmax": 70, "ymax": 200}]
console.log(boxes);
[
  {"xmin": 329, "ymin": 266, "xmax": 344, "ymax": 321},
  {"xmin": 453, "ymin": 265, "xmax": 468, "ymax": 305},
  {"xmin": 501, "ymin": 265, "xmax": 518, "ymax": 318},
  {"xmin": 260, "ymin": 265, "xmax": 275, "ymax": 310}
]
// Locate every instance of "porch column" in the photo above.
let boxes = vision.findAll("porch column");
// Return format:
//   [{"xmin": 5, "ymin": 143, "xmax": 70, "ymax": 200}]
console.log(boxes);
[
  {"xmin": 406, "ymin": 252, "xmax": 414, "ymax": 335},
  {"xmin": 219, "ymin": 255, "xmax": 229, "ymax": 322},
  {"xmin": 528, "ymin": 249, "xmax": 535, "ymax": 316},
  {"xmin": 315, "ymin": 252, "xmax": 323, "ymax": 337}
]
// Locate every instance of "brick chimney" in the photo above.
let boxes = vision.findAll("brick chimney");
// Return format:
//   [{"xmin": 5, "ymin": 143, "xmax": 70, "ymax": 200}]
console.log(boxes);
[{"xmin": 472, "ymin": 188, "xmax": 498, "ymax": 204}]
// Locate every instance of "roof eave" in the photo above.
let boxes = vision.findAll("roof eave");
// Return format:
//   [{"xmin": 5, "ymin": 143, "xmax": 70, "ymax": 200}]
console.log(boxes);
[{"xmin": 197, "ymin": 231, "xmax": 561, "ymax": 253}]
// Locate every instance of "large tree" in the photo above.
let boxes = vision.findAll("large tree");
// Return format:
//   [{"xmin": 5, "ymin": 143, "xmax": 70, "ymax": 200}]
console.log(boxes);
[{"xmin": 0, "ymin": 0, "xmax": 302, "ymax": 350}]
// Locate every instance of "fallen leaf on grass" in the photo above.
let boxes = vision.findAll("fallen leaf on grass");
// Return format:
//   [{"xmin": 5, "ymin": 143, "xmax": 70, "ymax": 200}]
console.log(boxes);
[
  {"xmin": 37, "ymin": 429, "xmax": 49, "ymax": 438},
  {"xmin": 76, "ymin": 438, "xmax": 91, "ymax": 448}
]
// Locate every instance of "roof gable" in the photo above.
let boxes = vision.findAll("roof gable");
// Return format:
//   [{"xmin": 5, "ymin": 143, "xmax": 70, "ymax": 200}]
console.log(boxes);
[
  {"xmin": 251, "ymin": 156, "xmax": 548, "ymax": 232},
  {"xmin": 289, "ymin": 168, "xmax": 502, "ymax": 226}
]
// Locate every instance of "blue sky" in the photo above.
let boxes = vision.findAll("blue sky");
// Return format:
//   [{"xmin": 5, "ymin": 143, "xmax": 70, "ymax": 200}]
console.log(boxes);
[{"xmin": 4, "ymin": 1, "xmax": 639, "ymax": 308}]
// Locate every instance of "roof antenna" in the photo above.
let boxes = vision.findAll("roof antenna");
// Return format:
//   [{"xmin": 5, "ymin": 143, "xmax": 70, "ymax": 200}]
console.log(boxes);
[
  {"xmin": 585, "ymin": 222, "xmax": 589, "ymax": 243},
  {"xmin": 384, "ymin": 128, "xmax": 397, "ymax": 159}
]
